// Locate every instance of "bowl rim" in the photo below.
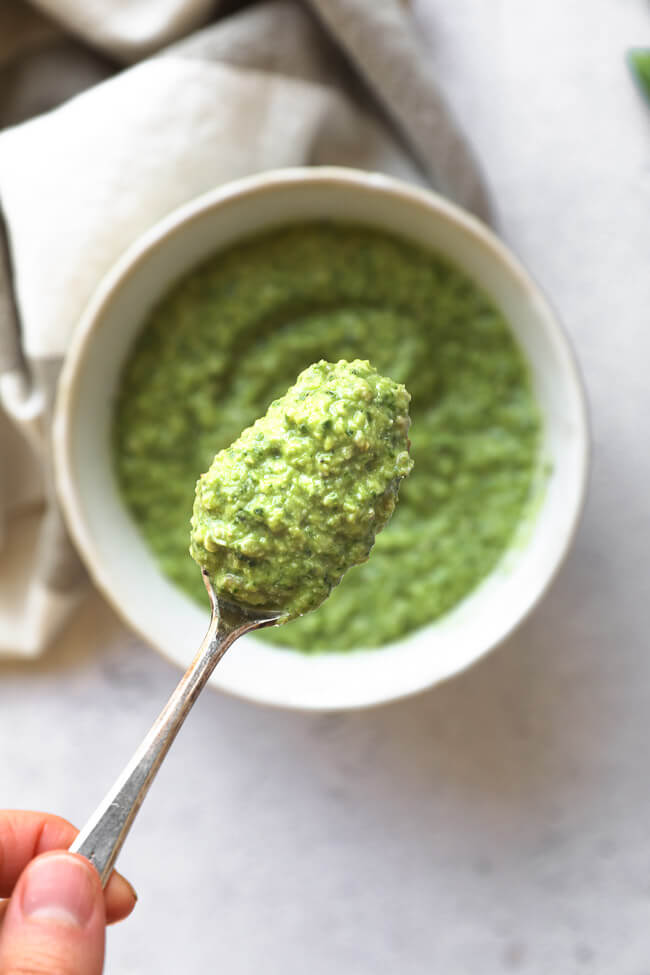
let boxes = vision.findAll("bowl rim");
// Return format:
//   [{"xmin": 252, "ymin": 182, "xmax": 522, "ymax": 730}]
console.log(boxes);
[{"xmin": 52, "ymin": 166, "xmax": 590, "ymax": 710}]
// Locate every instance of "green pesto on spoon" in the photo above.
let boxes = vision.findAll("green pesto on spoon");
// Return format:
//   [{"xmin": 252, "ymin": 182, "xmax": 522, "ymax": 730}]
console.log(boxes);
[{"xmin": 70, "ymin": 359, "xmax": 412, "ymax": 883}]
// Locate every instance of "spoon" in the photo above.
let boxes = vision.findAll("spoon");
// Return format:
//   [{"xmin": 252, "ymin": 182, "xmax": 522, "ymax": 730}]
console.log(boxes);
[{"xmin": 69, "ymin": 570, "xmax": 280, "ymax": 886}]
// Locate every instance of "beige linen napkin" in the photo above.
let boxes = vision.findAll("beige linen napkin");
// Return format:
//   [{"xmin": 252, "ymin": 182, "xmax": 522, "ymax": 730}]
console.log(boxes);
[{"xmin": 0, "ymin": 0, "xmax": 491, "ymax": 657}]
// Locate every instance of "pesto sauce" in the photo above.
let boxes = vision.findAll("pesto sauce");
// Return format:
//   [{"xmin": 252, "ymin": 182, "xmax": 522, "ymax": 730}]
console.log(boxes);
[
  {"xmin": 190, "ymin": 360, "xmax": 412, "ymax": 619},
  {"xmin": 113, "ymin": 223, "xmax": 541, "ymax": 652}
]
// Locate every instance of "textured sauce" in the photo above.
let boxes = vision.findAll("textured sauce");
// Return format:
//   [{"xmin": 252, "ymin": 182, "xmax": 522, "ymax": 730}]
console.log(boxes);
[
  {"xmin": 113, "ymin": 223, "xmax": 541, "ymax": 652},
  {"xmin": 190, "ymin": 359, "xmax": 412, "ymax": 619}
]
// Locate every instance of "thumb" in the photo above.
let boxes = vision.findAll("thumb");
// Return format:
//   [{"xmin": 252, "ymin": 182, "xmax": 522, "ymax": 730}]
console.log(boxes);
[{"xmin": 0, "ymin": 852, "xmax": 105, "ymax": 975}]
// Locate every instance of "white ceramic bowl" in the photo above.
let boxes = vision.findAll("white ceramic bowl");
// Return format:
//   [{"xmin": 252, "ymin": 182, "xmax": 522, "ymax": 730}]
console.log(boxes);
[{"xmin": 53, "ymin": 167, "xmax": 588, "ymax": 711}]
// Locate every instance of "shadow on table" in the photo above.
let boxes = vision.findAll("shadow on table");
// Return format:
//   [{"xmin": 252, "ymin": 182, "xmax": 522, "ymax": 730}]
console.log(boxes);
[
  {"xmin": 0, "ymin": 519, "xmax": 612, "ymax": 821},
  {"xmin": 236, "ymin": 524, "xmax": 615, "ymax": 818}
]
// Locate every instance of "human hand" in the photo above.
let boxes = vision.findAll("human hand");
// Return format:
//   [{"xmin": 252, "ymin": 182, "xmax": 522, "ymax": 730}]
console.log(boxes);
[{"xmin": 0, "ymin": 810, "xmax": 137, "ymax": 975}]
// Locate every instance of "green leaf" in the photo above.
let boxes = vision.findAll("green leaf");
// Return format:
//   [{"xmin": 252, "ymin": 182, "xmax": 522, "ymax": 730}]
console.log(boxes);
[{"xmin": 628, "ymin": 48, "xmax": 650, "ymax": 104}]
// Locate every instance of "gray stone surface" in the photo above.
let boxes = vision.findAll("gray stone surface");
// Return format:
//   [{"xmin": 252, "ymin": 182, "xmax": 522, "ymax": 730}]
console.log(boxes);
[{"xmin": 2, "ymin": 0, "xmax": 649, "ymax": 971}]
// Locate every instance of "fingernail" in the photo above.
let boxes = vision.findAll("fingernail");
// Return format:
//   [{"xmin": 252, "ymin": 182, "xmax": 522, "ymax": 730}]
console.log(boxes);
[{"xmin": 21, "ymin": 854, "xmax": 96, "ymax": 928}]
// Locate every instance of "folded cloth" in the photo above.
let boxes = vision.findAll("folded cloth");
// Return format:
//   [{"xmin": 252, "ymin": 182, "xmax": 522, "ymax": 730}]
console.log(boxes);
[{"xmin": 0, "ymin": 0, "xmax": 491, "ymax": 657}]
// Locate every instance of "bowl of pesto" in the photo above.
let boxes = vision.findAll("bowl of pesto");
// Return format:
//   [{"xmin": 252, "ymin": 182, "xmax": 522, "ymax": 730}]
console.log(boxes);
[{"xmin": 53, "ymin": 167, "xmax": 588, "ymax": 711}]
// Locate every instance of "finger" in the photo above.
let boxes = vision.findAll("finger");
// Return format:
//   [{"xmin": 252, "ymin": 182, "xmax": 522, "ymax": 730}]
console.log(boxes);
[
  {"xmin": 104, "ymin": 871, "xmax": 137, "ymax": 925},
  {"xmin": 0, "ymin": 812, "xmax": 136, "ymax": 923},
  {"xmin": 0, "ymin": 811, "xmax": 76, "ymax": 895},
  {"xmin": 0, "ymin": 852, "xmax": 105, "ymax": 975}
]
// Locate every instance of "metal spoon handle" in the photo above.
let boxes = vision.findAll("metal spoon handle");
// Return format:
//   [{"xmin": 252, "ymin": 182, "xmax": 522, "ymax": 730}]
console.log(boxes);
[{"xmin": 70, "ymin": 609, "xmax": 233, "ymax": 886}]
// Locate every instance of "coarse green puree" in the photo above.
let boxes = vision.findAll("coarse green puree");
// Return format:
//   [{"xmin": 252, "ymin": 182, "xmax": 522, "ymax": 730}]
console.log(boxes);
[
  {"xmin": 114, "ymin": 223, "xmax": 541, "ymax": 652},
  {"xmin": 190, "ymin": 360, "xmax": 412, "ymax": 619}
]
